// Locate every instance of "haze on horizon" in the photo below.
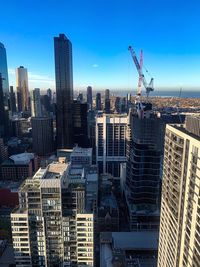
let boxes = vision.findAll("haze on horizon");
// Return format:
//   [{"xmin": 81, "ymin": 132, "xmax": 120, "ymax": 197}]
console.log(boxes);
[{"xmin": 1, "ymin": 0, "xmax": 200, "ymax": 91}]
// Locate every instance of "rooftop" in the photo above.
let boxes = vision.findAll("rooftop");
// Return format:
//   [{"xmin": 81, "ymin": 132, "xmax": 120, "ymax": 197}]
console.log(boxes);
[
  {"xmin": 112, "ymin": 231, "xmax": 159, "ymax": 250},
  {"xmin": 10, "ymin": 153, "xmax": 35, "ymax": 165}
]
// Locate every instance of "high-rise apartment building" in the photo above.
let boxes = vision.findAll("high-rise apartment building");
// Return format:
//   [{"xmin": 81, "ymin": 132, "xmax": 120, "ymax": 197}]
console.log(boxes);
[
  {"xmin": 11, "ymin": 162, "xmax": 95, "ymax": 267},
  {"xmin": 87, "ymin": 86, "xmax": 92, "ymax": 110},
  {"xmin": 96, "ymin": 113, "xmax": 127, "ymax": 177},
  {"xmin": 16, "ymin": 66, "xmax": 29, "ymax": 112},
  {"xmin": 125, "ymin": 109, "xmax": 164, "ymax": 230},
  {"xmin": 96, "ymin": 93, "xmax": 101, "ymax": 110},
  {"xmin": 31, "ymin": 88, "xmax": 42, "ymax": 117},
  {"xmin": 31, "ymin": 117, "xmax": 54, "ymax": 156},
  {"xmin": 158, "ymin": 117, "xmax": 200, "ymax": 267},
  {"xmin": 54, "ymin": 34, "xmax": 73, "ymax": 149}
]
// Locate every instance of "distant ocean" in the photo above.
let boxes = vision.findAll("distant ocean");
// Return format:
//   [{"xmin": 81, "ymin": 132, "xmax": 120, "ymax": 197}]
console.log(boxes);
[{"xmin": 112, "ymin": 91, "xmax": 200, "ymax": 98}]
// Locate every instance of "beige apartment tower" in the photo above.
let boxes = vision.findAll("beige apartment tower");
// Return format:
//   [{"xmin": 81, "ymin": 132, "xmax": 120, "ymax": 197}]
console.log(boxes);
[
  {"xmin": 16, "ymin": 66, "xmax": 29, "ymax": 112},
  {"xmin": 158, "ymin": 117, "xmax": 200, "ymax": 267},
  {"xmin": 11, "ymin": 162, "xmax": 94, "ymax": 267}
]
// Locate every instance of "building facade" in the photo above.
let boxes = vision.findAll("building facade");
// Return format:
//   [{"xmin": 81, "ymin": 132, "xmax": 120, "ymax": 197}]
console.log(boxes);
[
  {"xmin": 96, "ymin": 114, "xmax": 127, "ymax": 177},
  {"xmin": 31, "ymin": 117, "xmax": 54, "ymax": 156},
  {"xmin": 125, "ymin": 111, "xmax": 164, "ymax": 231},
  {"xmin": 54, "ymin": 34, "xmax": 73, "ymax": 149},
  {"xmin": 87, "ymin": 86, "xmax": 92, "ymax": 110},
  {"xmin": 104, "ymin": 89, "xmax": 110, "ymax": 114},
  {"xmin": 158, "ymin": 117, "xmax": 200, "ymax": 267},
  {"xmin": 9, "ymin": 86, "xmax": 17, "ymax": 114},
  {"xmin": 0, "ymin": 42, "xmax": 9, "ymax": 107},
  {"xmin": 95, "ymin": 93, "xmax": 101, "ymax": 111},
  {"xmin": 31, "ymin": 88, "xmax": 42, "ymax": 117},
  {"xmin": 0, "ymin": 43, "xmax": 10, "ymax": 138},
  {"xmin": 73, "ymin": 101, "xmax": 89, "ymax": 148},
  {"xmin": 11, "ymin": 162, "xmax": 94, "ymax": 267},
  {"xmin": 16, "ymin": 66, "xmax": 29, "ymax": 112}
]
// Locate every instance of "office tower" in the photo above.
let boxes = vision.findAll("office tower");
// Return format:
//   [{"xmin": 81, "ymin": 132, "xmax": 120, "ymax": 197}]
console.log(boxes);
[
  {"xmin": 0, "ymin": 43, "xmax": 10, "ymax": 138},
  {"xmin": 158, "ymin": 117, "xmax": 200, "ymax": 267},
  {"xmin": 16, "ymin": 66, "xmax": 29, "ymax": 112},
  {"xmin": 87, "ymin": 86, "xmax": 92, "ymax": 110},
  {"xmin": 41, "ymin": 94, "xmax": 51, "ymax": 116},
  {"xmin": 54, "ymin": 34, "xmax": 73, "ymax": 149},
  {"xmin": 0, "ymin": 74, "xmax": 6, "ymax": 138},
  {"xmin": 9, "ymin": 86, "xmax": 16, "ymax": 114},
  {"xmin": 31, "ymin": 88, "xmax": 42, "ymax": 117},
  {"xmin": 125, "ymin": 109, "xmax": 164, "ymax": 231},
  {"xmin": 104, "ymin": 89, "xmax": 110, "ymax": 114},
  {"xmin": 73, "ymin": 100, "xmax": 89, "ymax": 148},
  {"xmin": 96, "ymin": 92, "xmax": 101, "ymax": 110},
  {"xmin": 0, "ymin": 42, "xmax": 9, "ymax": 107},
  {"xmin": 47, "ymin": 88, "xmax": 52, "ymax": 102},
  {"xmin": 115, "ymin": 97, "xmax": 120, "ymax": 113},
  {"xmin": 127, "ymin": 93, "xmax": 131, "ymax": 111},
  {"xmin": 11, "ymin": 162, "xmax": 94, "ymax": 267},
  {"xmin": 120, "ymin": 97, "xmax": 126, "ymax": 113},
  {"xmin": 96, "ymin": 113, "xmax": 127, "ymax": 177},
  {"xmin": 77, "ymin": 92, "xmax": 83, "ymax": 102},
  {"xmin": 31, "ymin": 117, "xmax": 54, "ymax": 156}
]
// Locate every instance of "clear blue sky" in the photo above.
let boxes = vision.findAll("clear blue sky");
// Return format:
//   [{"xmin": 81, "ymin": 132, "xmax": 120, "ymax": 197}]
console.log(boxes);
[{"xmin": 1, "ymin": 0, "xmax": 200, "ymax": 91}]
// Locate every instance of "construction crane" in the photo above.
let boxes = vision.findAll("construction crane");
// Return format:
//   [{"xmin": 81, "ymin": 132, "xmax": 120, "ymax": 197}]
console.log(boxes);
[{"xmin": 128, "ymin": 46, "xmax": 154, "ymax": 102}]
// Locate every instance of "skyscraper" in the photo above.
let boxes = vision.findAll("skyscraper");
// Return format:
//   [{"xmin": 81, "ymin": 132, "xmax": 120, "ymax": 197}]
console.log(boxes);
[
  {"xmin": 87, "ymin": 86, "xmax": 92, "ymax": 110},
  {"xmin": 0, "ymin": 42, "xmax": 9, "ymax": 107},
  {"xmin": 9, "ymin": 86, "xmax": 16, "ymax": 114},
  {"xmin": 125, "ymin": 109, "xmax": 164, "ymax": 230},
  {"xmin": 96, "ymin": 92, "xmax": 101, "ymax": 110},
  {"xmin": 0, "ymin": 43, "xmax": 10, "ymax": 138},
  {"xmin": 73, "ymin": 100, "xmax": 89, "ymax": 147},
  {"xmin": 31, "ymin": 88, "xmax": 42, "ymax": 117},
  {"xmin": 16, "ymin": 66, "xmax": 29, "ymax": 112},
  {"xmin": 158, "ymin": 117, "xmax": 200, "ymax": 267},
  {"xmin": 31, "ymin": 117, "xmax": 54, "ymax": 156},
  {"xmin": 47, "ymin": 88, "xmax": 52, "ymax": 102},
  {"xmin": 54, "ymin": 34, "xmax": 73, "ymax": 148},
  {"xmin": 104, "ymin": 89, "xmax": 110, "ymax": 114}
]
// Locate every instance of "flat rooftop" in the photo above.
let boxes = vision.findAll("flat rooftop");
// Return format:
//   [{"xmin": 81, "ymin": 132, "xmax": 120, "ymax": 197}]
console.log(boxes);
[{"xmin": 112, "ymin": 231, "xmax": 159, "ymax": 250}]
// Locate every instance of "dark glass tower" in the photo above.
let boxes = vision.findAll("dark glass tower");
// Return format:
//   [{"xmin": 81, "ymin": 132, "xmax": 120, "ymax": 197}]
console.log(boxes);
[
  {"xmin": 87, "ymin": 86, "xmax": 92, "ymax": 110},
  {"xmin": 73, "ymin": 100, "xmax": 89, "ymax": 147},
  {"xmin": 104, "ymin": 89, "xmax": 110, "ymax": 114},
  {"xmin": 96, "ymin": 92, "xmax": 101, "ymax": 110},
  {"xmin": 9, "ymin": 86, "xmax": 16, "ymax": 114},
  {"xmin": 0, "ymin": 42, "xmax": 9, "ymax": 107},
  {"xmin": 0, "ymin": 43, "xmax": 10, "ymax": 138},
  {"xmin": 54, "ymin": 34, "xmax": 73, "ymax": 148}
]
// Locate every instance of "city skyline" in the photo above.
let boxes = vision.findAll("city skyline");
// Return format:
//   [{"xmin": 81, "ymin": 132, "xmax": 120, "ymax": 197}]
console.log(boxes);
[{"xmin": 1, "ymin": 0, "xmax": 200, "ymax": 91}]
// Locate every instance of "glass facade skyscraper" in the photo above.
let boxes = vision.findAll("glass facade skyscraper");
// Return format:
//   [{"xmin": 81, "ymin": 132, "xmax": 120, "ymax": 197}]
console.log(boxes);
[
  {"xmin": 0, "ymin": 43, "xmax": 10, "ymax": 138},
  {"xmin": 54, "ymin": 34, "xmax": 73, "ymax": 148},
  {"xmin": 16, "ymin": 66, "xmax": 29, "ymax": 112},
  {"xmin": 0, "ymin": 42, "xmax": 9, "ymax": 107}
]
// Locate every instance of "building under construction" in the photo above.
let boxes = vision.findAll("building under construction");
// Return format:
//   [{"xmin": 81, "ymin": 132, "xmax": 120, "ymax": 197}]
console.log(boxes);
[{"xmin": 124, "ymin": 45, "xmax": 165, "ymax": 230}]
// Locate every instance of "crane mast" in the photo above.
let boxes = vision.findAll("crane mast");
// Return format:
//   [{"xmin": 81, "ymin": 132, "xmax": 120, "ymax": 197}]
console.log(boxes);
[{"xmin": 128, "ymin": 46, "xmax": 154, "ymax": 102}]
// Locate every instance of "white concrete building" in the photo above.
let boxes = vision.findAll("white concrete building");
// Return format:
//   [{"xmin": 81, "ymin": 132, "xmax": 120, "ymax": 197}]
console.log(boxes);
[{"xmin": 96, "ymin": 113, "xmax": 127, "ymax": 177}]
